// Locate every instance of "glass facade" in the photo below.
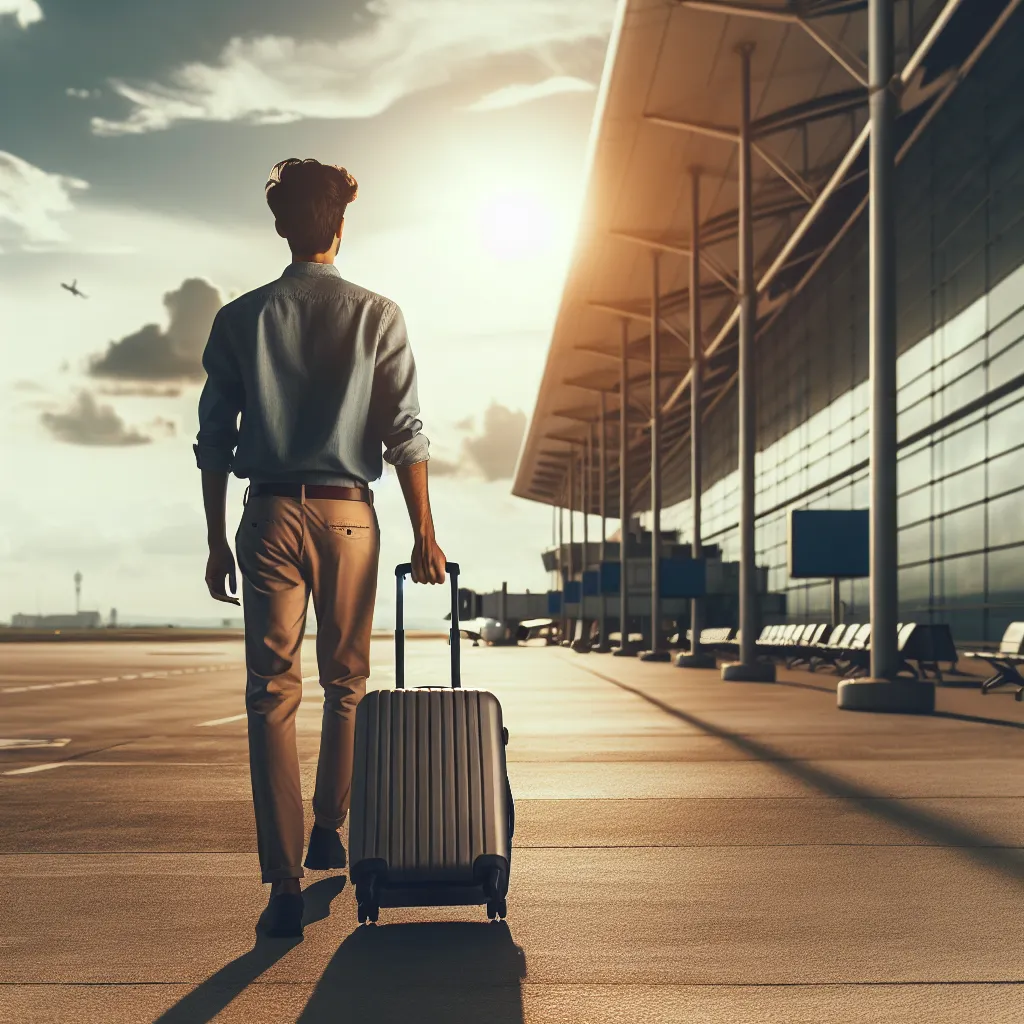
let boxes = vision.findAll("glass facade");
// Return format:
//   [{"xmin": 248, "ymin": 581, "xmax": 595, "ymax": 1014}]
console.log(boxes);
[{"xmin": 660, "ymin": 16, "xmax": 1024, "ymax": 644}]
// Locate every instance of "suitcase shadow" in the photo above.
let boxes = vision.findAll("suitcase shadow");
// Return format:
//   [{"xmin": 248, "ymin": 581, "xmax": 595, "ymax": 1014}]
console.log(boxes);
[{"xmin": 297, "ymin": 920, "xmax": 527, "ymax": 1024}]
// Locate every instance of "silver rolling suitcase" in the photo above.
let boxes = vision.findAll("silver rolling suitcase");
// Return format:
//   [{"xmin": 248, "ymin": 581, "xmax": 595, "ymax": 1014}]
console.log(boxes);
[{"xmin": 348, "ymin": 561, "xmax": 514, "ymax": 924}]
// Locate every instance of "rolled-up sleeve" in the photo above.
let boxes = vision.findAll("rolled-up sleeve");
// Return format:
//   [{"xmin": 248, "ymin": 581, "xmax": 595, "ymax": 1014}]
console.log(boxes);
[
  {"xmin": 371, "ymin": 301, "xmax": 430, "ymax": 467},
  {"xmin": 193, "ymin": 309, "xmax": 242, "ymax": 472}
]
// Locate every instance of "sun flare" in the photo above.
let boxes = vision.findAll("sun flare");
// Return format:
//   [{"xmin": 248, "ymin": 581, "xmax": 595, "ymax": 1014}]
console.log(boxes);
[{"xmin": 477, "ymin": 188, "xmax": 557, "ymax": 261}]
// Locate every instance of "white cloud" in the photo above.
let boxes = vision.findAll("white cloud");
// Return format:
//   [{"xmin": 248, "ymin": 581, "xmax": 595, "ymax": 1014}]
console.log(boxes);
[
  {"xmin": 467, "ymin": 75, "xmax": 595, "ymax": 113},
  {"xmin": 66, "ymin": 87, "xmax": 98, "ymax": 100},
  {"xmin": 0, "ymin": 150, "xmax": 88, "ymax": 248},
  {"xmin": 91, "ymin": 0, "xmax": 614, "ymax": 136},
  {"xmin": 0, "ymin": 1, "xmax": 43, "ymax": 29}
]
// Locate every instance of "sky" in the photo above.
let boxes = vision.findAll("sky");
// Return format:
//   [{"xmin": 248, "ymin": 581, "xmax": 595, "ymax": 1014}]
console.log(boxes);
[{"xmin": 0, "ymin": 0, "xmax": 616, "ymax": 627}]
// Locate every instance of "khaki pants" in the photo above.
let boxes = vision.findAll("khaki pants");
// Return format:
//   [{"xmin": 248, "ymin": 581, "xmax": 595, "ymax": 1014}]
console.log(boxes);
[{"xmin": 235, "ymin": 492, "xmax": 379, "ymax": 882}]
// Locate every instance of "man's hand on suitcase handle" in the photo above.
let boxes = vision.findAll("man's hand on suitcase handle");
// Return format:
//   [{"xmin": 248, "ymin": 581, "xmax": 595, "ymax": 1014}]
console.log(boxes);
[
  {"xmin": 397, "ymin": 461, "xmax": 446, "ymax": 584},
  {"xmin": 411, "ymin": 533, "xmax": 447, "ymax": 584}
]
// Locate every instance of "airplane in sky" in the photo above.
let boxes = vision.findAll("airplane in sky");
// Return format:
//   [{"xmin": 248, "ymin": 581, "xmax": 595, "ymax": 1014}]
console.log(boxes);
[{"xmin": 60, "ymin": 279, "xmax": 87, "ymax": 299}]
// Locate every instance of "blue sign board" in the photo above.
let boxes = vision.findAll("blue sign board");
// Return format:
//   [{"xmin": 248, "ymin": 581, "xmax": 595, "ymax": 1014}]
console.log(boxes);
[
  {"xmin": 564, "ymin": 580, "xmax": 582, "ymax": 605},
  {"xmin": 661, "ymin": 558, "xmax": 706, "ymax": 598},
  {"xmin": 600, "ymin": 561, "xmax": 620, "ymax": 595},
  {"xmin": 789, "ymin": 509, "xmax": 869, "ymax": 579},
  {"xmin": 582, "ymin": 570, "xmax": 600, "ymax": 597},
  {"xmin": 546, "ymin": 590, "xmax": 562, "ymax": 615},
  {"xmin": 599, "ymin": 559, "xmax": 706, "ymax": 597}
]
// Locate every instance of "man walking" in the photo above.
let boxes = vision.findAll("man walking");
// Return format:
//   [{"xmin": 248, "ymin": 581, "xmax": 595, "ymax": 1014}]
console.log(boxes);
[{"xmin": 195, "ymin": 158, "xmax": 447, "ymax": 938}]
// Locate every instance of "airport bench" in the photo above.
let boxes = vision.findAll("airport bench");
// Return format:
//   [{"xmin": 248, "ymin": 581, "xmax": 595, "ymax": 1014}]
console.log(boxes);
[
  {"xmin": 835, "ymin": 622, "xmax": 958, "ymax": 682},
  {"xmin": 964, "ymin": 622, "xmax": 1024, "ymax": 701},
  {"xmin": 677, "ymin": 627, "xmax": 735, "ymax": 652}
]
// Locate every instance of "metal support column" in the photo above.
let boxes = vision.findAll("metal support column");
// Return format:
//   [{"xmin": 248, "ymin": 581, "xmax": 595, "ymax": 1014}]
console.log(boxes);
[
  {"xmin": 642, "ymin": 251, "xmax": 670, "ymax": 661},
  {"xmin": 678, "ymin": 169, "xmax": 716, "ymax": 670},
  {"xmin": 573, "ymin": 440, "xmax": 592, "ymax": 653},
  {"xmin": 614, "ymin": 318, "xmax": 636, "ymax": 656},
  {"xmin": 564, "ymin": 450, "xmax": 576, "ymax": 647},
  {"xmin": 723, "ymin": 44, "xmax": 774, "ymax": 683},
  {"xmin": 597, "ymin": 392, "xmax": 611, "ymax": 652},
  {"xmin": 839, "ymin": 0, "xmax": 933, "ymax": 712},
  {"xmin": 557, "ymin": 481, "xmax": 566, "ymax": 642},
  {"xmin": 583, "ymin": 434, "xmax": 591, "ymax": 581}
]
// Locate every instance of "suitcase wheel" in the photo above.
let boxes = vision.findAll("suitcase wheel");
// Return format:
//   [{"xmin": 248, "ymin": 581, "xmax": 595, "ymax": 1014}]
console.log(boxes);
[
  {"xmin": 356, "ymin": 878, "xmax": 380, "ymax": 925},
  {"xmin": 357, "ymin": 901, "xmax": 379, "ymax": 925},
  {"xmin": 486, "ymin": 898, "xmax": 507, "ymax": 921}
]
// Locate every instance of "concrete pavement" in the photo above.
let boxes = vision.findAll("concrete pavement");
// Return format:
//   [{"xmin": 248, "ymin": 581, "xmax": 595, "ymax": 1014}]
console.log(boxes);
[{"xmin": 1, "ymin": 637, "xmax": 1022, "ymax": 1022}]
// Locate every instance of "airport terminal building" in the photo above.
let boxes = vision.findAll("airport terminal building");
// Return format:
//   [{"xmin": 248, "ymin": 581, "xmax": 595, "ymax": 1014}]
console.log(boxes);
[{"xmin": 513, "ymin": 0, "xmax": 1024, "ymax": 648}]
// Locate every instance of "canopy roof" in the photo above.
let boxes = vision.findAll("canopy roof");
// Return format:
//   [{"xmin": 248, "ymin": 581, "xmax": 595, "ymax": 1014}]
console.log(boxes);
[{"xmin": 512, "ymin": 0, "xmax": 1017, "ymax": 513}]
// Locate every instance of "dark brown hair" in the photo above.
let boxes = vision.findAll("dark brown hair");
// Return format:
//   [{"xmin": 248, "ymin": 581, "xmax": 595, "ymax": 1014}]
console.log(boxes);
[{"xmin": 265, "ymin": 158, "xmax": 359, "ymax": 254}]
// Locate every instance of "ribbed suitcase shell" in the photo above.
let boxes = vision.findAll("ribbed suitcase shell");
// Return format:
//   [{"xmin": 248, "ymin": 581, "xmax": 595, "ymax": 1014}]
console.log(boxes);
[{"xmin": 349, "ymin": 687, "xmax": 511, "ymax": 899}]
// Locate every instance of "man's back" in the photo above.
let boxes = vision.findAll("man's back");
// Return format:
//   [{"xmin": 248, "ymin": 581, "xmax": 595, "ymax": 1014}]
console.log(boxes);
[{"xmin": 195, "ymin": 262, "xmax": 427, "ymax": 486}]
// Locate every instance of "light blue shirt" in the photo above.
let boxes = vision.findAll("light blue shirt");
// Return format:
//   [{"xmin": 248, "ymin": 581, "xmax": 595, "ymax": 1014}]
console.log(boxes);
[{"xmin": 193, "ymin": 262, "xmax": 430, "ymax": 486}]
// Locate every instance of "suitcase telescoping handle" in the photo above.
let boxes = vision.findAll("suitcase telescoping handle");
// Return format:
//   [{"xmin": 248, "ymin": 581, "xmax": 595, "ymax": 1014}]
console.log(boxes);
[{"xmin": 394, "ymin": 561, "xmax": 461, "ymax": 690}]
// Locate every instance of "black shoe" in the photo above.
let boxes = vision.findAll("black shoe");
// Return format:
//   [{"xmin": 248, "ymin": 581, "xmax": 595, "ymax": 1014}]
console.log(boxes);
[
  {"xmin": 258, "ymin": 893, "xmax": 304, "ymax": 938},
  {"xmin": 303, "ymin": 824, "xmax": 347, "ymax": 870}
]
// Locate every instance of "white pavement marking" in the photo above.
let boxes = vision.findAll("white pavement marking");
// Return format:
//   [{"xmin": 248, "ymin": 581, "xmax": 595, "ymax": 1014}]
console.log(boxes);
[
  {"xmin": 0, "ymin": 738, "xmax": 71, "ymax": 750},
  {"xmin": 197, "ymin": 713, "xmax": 247, "ymax": 727},
  {"xmin": 1, "ymin": 664, "xmax": 243, "ymax": 695},
  {"xmin": 4, "ymin": 760, "xmax": 246, "ymax": 774},
  {"xmin": 2, "ymin": 762, "xmax": 66, "ymax": 775}
]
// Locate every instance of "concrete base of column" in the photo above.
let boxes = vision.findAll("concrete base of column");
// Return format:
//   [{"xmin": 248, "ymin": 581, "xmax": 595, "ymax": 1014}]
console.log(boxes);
[
  {"xmin": 594, "ymin": 641, "xmax": 613, "ymax": 654},
  {"xmin": 638, "ymin": 649, "xmax": 671, "ymax": 663},
  {"xmin": 676, "ymin": 651, "xmax": 717, "ymax": 669},
  {"xmin": 570, "ymin": 640, "xmax": 592, "ymax": 654},
  {"xmin": 613, "ymin": 643, "xmax": 642, "ymax": 658},
  {"xmin": 721, "ymin": 661, "xmax": 776, "ymax": 682},
  {"xmin": 837, "ymin": 677, "xmax": 935, "ymax": 714}
]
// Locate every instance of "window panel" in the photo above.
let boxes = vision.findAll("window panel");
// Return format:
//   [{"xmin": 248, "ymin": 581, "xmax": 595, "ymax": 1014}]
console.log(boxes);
[
  {"xmin": 937, "ymin": 553, "xmax": 985, "ymax": 604},
  {"xmin": 935, "ymin": 421, "xmax": 985, "ymax": 477},
  {"xmin": 899, "ymin": 520, "xmax": 931, "ymax": 566},
  {"xmin": 898, "ymin": 397, "xmax": 934, "ymax": 440},
  {"xmin": 988, "ymin": 262, "xmax": 1024, "ymax": 329},
  {"xmin": 988, "ymin": 446, "xmax": 1024, "ymax": 499},
  {"xmin": 936, "ymin": 503, "xmax": 985, "ymax": 558},
  {"xmin": 941, "ymin": 337, "xmax": 985, "ymax": 387},
  {"xmin": 940, "ymin": 296, "xmax": 986, "ymax": 359},
  {"xmin": 940, "ymin": 366, "xmax": 985, "ymax": 416},
  {"xmin": 898, "ymin": 445, "xmax": 932, "ymax": 494},
  {"xmin": 899, "ymin": 486, "xmax": 932, "ymax": 526},
  {"xmin": 989, "ymin": 490, "xmax": 1024, "ymax": 548},
  {"xmin": 989, "ymin": 338, "xmax": 1024, "ymax": 389},
  {"xmin": 988, "ymin": 544, "xmax": 1024, "ymax": 597},
  {"xmin": 987, "ymin": 399, "xmax": 1024, "ymax": 457},
  {"xmin": 988, "ymin": 306, "xmax": 1024, "ymax": 358},
  {"xmin": 938, "ymin": 464, "xmax": 985, "ymax": 514},
  {"xmin": 899, "ymin": 563, "xmax": 932, "ymax": 604}
]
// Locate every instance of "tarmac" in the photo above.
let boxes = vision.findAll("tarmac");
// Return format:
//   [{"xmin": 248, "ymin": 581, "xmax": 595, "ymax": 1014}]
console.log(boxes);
[{"xmin": 1, "ymin": 636, "xmax": 1022, "ymax": 1022}]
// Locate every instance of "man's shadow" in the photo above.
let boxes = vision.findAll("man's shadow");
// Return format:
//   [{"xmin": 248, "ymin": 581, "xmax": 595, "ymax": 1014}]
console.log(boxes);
[
  {"xmin": 152, "ymin": 876, "xmax": 346, "ymax": 1024},
  {"xmin": 297, "ymin": 920, "xmax": 526, "ymax": 1024}
]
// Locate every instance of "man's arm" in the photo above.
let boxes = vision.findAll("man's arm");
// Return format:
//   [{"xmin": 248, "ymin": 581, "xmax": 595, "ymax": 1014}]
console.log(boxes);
[
  {"xmin": 201, "ymin": 469, "xmax": 239, "ymax": 604},
  {"xmin": 396, "ymin": 461, "xmax": 446, "ymax": 584},
  {"xmin": 371, "ymin": 302, "xmax": 445, "ymax": 582},
  {"xmin": 194, "ymin": 309, "xmax": 242, "ymax": 605}
]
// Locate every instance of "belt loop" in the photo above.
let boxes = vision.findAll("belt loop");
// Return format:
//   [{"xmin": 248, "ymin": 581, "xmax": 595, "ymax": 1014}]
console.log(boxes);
[
  {"xmin": 300, "ymin": 483, "xmax": 306, "ymax": 506},
  {"xmin": 243, "ymin": 484, "xmax": 250, "ymax": 507}
]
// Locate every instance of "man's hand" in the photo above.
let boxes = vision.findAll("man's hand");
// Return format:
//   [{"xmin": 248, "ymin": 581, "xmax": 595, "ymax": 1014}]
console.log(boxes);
[
  {"xmin": 205, "ymin": 540, "xmax": 240, "ymax": 605},
  {"xmin": 412, "ymin": 533, "xmax": 446, "ymax": 585},
  {"xmin": 397, "ymin": 461, "xmax": 446, "ymax": 584}
]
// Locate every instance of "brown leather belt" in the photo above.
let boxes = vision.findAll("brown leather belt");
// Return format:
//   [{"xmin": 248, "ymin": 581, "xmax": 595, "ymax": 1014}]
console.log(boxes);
[{"xmin": 253, "ymin": 482, "xmax": 373, "ymax": 504}]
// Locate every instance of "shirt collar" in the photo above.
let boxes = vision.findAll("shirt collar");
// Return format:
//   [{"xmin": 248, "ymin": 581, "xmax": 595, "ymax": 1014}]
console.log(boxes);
[{"xmin": 282, "ymin": 262, "xmax": 341, "ymax": 280}]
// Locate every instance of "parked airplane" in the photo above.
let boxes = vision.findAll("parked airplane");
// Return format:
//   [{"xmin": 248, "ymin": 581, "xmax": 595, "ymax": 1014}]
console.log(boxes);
[
  {"xmin": 60, "ymin": 279, "xmax": 87, "ymax": 299},
  {"xmin": 457, "ymin": 617, "xmax": 506, "ymax": 646}
]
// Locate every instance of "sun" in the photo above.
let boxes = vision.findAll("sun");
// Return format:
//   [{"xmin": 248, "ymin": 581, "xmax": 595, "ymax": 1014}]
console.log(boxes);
[{"xmin": 477, "ymin": 188, "xmax": 555, "ymax": 261}]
